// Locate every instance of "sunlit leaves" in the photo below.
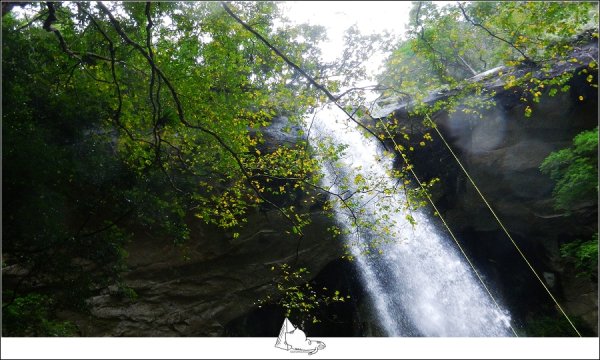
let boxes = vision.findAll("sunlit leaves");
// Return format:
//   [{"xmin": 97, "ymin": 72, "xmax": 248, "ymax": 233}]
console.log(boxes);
[
  {"xmin": 29, "ymin": 1, "xmax": 340, "ymax": 237},
  {"xmin": 255, "ymin": 263, "xmax": 349, "ymax": 323},
  {"xmin": 379, "ymin": 1, "xmax": 598, "ymax": 116}
]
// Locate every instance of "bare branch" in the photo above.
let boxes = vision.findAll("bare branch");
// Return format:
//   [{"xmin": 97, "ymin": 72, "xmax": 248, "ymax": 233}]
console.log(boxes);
[
  {"xmin": 333, "ymin": 85, "xmax": 408, "ymax": 102},
  {"xmin": 456, "ymin": 52, "xmax": 478, "ymax": 76}
]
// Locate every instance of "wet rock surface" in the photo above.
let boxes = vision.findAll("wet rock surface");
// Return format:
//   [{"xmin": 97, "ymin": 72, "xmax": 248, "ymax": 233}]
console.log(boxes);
[
  {"xmin": 371, "ymin": 44, "xmax": 598, "ymax": 334},
  {"xmin": 61, "ymin": 116, "xmax": 341, "ymax": 336},
  {"xmin": 66, "ymin": 206, "xmax": 341, "ymax": 336}
]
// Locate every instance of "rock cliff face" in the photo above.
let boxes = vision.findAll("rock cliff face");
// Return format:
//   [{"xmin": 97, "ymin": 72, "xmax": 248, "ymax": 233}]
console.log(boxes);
[
  {"xmin": 371, "ymin": 42, "xmax": 598, "ymax": 334},
  {"xmin": 66, "ymin": 209, "xmax": 339, "ymax": 336},
  {"xmin": 62, "ymin": 117, "xmax": 343, "ymax": 336}
]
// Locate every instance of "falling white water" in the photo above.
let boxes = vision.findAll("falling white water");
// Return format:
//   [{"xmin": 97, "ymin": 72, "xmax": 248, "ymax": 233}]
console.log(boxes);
[{"xmin": 305, "ymin": 105, "xmax": 513, "ymax": 337}]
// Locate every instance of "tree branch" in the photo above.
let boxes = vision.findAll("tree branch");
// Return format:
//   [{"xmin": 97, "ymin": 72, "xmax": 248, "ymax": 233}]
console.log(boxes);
[
  {"xmin": 14, "ymin": 10, "xmax": 48, "ymax": 31},
  {"xmin": 43, "ymin": 3, "xmax": 115, "ymax": 63},
  {"xmin": 412, "ymin": 3, "xmax": 453, "ymax": 80},
  {"xmin": 76, "ymin": 3, "xmax": 140, "ymax": 145},
  {"xmin": 253, "ymin": 173, "xmax": 360, "ymax": 229},
  {"xmin": 220, "ymin": 2, "xmax": 388, "ymax": 151},
  {"xmin": 455, "ymin": 51, "xmax": 478, "ymax": 76},
  {"xmin": 457, "ymin": 2, "xmax": 536, "ymax": 67},
  {"xmin": 96, "ymin": 2, "xmax": 303, "ymax": 235},
  {"xmin": 333, "ymin": 85, "xmax": 408, "ymax": 102}
]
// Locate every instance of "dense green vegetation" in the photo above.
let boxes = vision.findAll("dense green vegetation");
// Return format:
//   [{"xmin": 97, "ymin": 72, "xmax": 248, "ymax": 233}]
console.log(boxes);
[
  {"xmin": 3, "ymin": 293, "xmax": 78, "ymax": 336},
  {"xmin": 2, "ymin": 0, "xmax": 403, "ymax": 335},
  {"xmin": 541, "ymin": 128, "xmax": 598, "ymax": 279},
  {"xmin": 540, "ymin": 127, "xmax": 598, "ymax": 213},
  {"xmin": 560, "ymin": 234, "xmax": 598, "ymax": 280},
  {"xmin": 379, "ymin": 1, "xmax": 598, "ymax": 103},
  {"xmin": 2, "ymin": 1, "xmax": 598, "ymax": 336},
  {"xmin": 1, "ymin": 1, "xmax": 341, "ymax": 335}
]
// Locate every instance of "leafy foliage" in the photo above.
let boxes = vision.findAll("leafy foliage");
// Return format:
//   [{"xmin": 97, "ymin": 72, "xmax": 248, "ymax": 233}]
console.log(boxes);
[
  {"xmin": 378, "ymin": 1, "xmax": 598, "ymax": 116},
  {"xmin": 2, "ymin": 1, "xmax": 357, "ymax": 335},
  {"xmin": 2, "ymin": 293, "xmax": 78, "ymax": 336},
  {"xmin": 256, "ymin": 264, "xmax": 349, "ymax": 326},
  {"xmin": 540, "ymin": 128, "xmax": 598, "ymax": 280},
  {"xmin": 540, "ymin": 127, "xmax": 598, "ymax": 212},
  {"xmin": 560, "ymin": 233, "xmax": 598, "ymax": 280}
]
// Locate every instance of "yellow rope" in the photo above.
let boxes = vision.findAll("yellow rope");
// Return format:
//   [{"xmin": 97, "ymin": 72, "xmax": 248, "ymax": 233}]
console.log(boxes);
[
  {"xmin": 427, "ymin": 114, "xmax": 582, "ymax": 337},
  {"xmin": 376, "ymin": 118, "xmax": 520, "ymax": 337}
]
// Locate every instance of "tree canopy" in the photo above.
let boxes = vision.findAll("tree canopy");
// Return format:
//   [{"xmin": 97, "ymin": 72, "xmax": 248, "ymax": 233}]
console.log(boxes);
[
  {"xmin": 2, "ymin": 1, "xmax": 598, "ymax": 335},
  {"xmin": 378, "ymin": 1, "xmax": 598, "ymax": 114},
  {"xmin": 2, "ymin": 1, "xmax": 342, "ymax": 334}
]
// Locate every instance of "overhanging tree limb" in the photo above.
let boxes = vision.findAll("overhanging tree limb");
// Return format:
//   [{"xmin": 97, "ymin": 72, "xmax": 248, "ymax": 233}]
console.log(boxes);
[
  {"xmin": 46, "ymin": 1, "xmax": 369, "ymax": 250},
  {"xmin": 223, "ymin": 1, "xmax": 429, "ymax": 252},
  {"xmin": 43, "ymin": 2, "xmax": 113, "ymax": 63},
  {"xmin": 75, "ymin": 3, "xmax": 136, "ymax": 144},
  {"xmin": 457, "ymin": 2, "xmax": 536, "ymax": 67},
  {"xmin": 14, "ymin": 10, "xmax": 48, "ymax": 32},
  {"xmin": 95, "ymin": 1, "xmax": 304, "ymax": 234},
  {"xmin": 221, "ymin": 1, "xmax": 388, "ymax": 151}
]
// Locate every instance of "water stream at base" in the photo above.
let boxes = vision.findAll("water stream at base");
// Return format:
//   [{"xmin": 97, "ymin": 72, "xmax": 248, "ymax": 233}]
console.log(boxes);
[{"xmin": 306, "ymin": 106, "xmax": 513, "ymax": 337}]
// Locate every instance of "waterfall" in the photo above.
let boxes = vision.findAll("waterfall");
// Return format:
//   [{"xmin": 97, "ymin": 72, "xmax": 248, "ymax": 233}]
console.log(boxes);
[{"xmin": 306, "ymin": 106, "xmax": 513, "ymax": 337}]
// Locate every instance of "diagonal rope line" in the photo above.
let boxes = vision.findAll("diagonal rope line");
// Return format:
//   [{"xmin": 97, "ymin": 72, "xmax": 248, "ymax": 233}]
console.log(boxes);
[
  {"xmin": 377, "ymin": 118, "xmax": 520, "ymax": 337},
  {"xmin": 223, "ymin": 3, "xmax": 518, "ymax": 336},
  {"xmin": 428, "ymin": 115, "xmax": 582, "ymax": 337}
]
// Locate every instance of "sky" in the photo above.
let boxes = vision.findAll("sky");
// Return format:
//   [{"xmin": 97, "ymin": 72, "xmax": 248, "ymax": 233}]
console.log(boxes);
[
  {"xmin": 281, "ymin": 1, "xmax": 413, "ymax": 60},
  {"xmin": 280, "ymin": 1, "xmax": 413, "ymax": 77},
  {"xmin": 10, "ymin": 1, "xmax": 420, "ymax": 82},
  {"xmin": 280, "ymin": 1, "xmax": 456, "ymax": 76}
]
